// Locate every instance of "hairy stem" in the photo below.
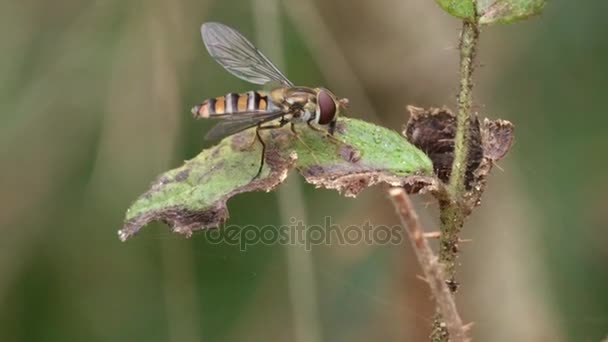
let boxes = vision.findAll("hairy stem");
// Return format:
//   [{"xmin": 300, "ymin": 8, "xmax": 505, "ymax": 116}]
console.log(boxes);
[
  {"xmin": 431, "ymin": 19, "xmax": 480, "ymax": 342},
  {"xmin": 438, "ymin": 202, "xmax": 466, "ymax": 285},
  {"xmin": 442, "ymin": 18, "xmax": 479, "ymax": 289},
  {"xmin": 449, "ymin": 20, "xmax": 480, "ymax": 199}
]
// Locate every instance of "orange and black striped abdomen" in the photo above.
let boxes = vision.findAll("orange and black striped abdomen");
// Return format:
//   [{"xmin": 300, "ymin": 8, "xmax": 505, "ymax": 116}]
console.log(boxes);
[{"xmin": 192, "ymin": 91, "xmax": 271, "ymax": 118}]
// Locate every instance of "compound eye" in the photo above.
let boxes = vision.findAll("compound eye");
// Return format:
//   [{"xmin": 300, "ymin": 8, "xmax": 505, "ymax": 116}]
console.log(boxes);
[{"xmin": 317, "ymin": 89, "xmax": 337, "ymax": 125}]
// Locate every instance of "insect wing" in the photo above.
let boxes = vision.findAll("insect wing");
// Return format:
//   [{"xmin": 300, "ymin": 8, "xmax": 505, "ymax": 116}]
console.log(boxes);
[
  {"xmin": 201, "ymin": 22, "xmax": 293, "ymax": 87},
  {"xmin": 204, "ymin": 110, "xmax": 286, "ymax": 141}
]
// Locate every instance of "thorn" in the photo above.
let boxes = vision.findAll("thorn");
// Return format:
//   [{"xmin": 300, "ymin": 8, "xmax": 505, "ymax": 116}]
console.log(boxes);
[
  {"xmin": 463, "ymin": 321, "xmax": 475, "ymax": 332},
  {"xmin": 416, "ymin": 274, "xmax": 429, "ymax": 283},
  {"xmin": 423, "ymin": 231, "xmax": 441, "ymax": 239},
  {"xmin": 460, "ymin": 238, "xmax": 473, "ymax": 243},
  {"xmin": 427, "ymin": 255, "xmax": 439, "ymax": 267},
  {"xmin": 492, "ymin": 160, "xmax": 504, "ymax": 172}
]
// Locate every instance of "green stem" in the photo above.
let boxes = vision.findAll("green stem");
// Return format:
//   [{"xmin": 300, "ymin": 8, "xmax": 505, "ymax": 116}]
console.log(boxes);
[
  {"xmin": 431, "ymin": 19, "xmax": 479, "ymax": 342},
  {"xmin": 443, "ymin": 17, "xmax": 479, "ymax": 290},
  {"xmin": 449, "ymin": 20, "xmax": 479, "ymax": 199},
  {"xmin": 438, "ymin": 202, "xmax": 467, "ymax": 283}
]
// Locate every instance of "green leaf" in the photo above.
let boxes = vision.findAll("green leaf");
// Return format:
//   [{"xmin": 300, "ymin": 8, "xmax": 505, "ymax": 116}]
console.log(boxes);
[
  {"xmin": 434, "ymin": 0, "xmax": 476, "ymax": 20},
  {"xmin": 119, "ymin": 118, "xmax": 434, "ymax": 241},
  {"xmin": 479, "ymin": 0, "xmax": 546, "ymax": 24}
]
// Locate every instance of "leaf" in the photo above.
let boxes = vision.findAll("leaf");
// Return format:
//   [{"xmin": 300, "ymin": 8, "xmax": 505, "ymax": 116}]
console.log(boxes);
[
  {"xmin": 404, "ymin": 105, "xmax": 514, "ymax": 209},
  {"xmin": 404, "ymin": 106, "xmax": 483, "ymax": 187},
  {"xmin": 434, "ymin": 0, "xmax": 476, "ymax": 20},
  {"xmin": 119, "ymin": 118, "xmax": 434, "ymax": 241},
  {"xmin": 479, "ymin": 0, "xmax": 546, "ymax": 24}
]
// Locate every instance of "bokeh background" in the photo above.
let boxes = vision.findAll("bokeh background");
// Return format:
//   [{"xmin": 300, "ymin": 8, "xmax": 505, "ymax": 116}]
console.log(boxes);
[{"xmin": 1, "ymin": 0, "xmax": 606, "ymax": 341}]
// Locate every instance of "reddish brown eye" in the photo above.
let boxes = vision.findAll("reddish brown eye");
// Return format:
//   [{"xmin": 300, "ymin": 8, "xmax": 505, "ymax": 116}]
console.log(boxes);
[{"xmin": 317, "ymin": 90, "xmax": 336, "ymax": 125}]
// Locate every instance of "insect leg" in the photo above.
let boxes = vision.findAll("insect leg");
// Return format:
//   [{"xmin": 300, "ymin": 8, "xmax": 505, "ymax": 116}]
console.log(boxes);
[
  {"xmin": 252, "ymin": 120, "xmax": 290, "ymax": 180},
  {"xmin": 246, "ymin": 118, "xmax": 286, "ymax": 149},
  {"xmin": 307, "ymin": 119, "xmax": 344, "ymax": 145},
  {"xmin": 291, "ymin": 122, "xmax": 320, "ymax": 164},
  {"xmin": 253, "ymin": 125, "xmax": 266, "ymax": 180},
  {"xmin": 290, "ymin": 122, "xmax": 298, "ymax": 136}
]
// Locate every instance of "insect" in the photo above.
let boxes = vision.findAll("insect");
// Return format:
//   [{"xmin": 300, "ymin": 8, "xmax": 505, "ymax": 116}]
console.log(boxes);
[{"xmin": 191, "ymin": 22, "xmax": 349, "ymax": 179}]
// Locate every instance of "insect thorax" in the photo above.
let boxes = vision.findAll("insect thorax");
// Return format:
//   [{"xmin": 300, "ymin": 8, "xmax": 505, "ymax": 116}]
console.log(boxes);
[{"xmin": 270, "ymin": 87, "xmax": 319, "ymax": 123}]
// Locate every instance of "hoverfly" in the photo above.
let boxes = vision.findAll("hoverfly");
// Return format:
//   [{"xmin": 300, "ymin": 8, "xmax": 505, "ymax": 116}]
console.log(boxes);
[{"xmin": 191, "ymin": 22, "xmax": 349, "ymax": 179}]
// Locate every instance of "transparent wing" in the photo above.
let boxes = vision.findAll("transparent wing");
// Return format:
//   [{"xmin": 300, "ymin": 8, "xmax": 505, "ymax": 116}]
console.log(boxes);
[
  {"xmin": 204, "ymin": 110, "xmax": 286, "ymax": 141},
  {"xmin": 203, "ymin": 110, "xmax": 279, "ymax": 120},
  {"xmin": 201, "ymin": 22, "xmax": 293, "ymax": 86}
]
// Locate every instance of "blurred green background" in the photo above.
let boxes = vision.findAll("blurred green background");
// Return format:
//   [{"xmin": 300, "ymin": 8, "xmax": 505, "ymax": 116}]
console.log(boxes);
[{"xmin": 1, "ymin": 0, "xmax": 606, "ymax": 341}]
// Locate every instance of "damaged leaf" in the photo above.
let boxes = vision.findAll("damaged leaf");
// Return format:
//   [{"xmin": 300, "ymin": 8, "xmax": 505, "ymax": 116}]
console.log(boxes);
[
  {"xmin": 404, "ymin": 106, "xmax": 483, "ymax": 187},
  {"xmin": 119, "ymin": 118, "xmax": 434, "ymax": 241},
  {"xmin": 404, "ymin": 106, "xmax": 514, "ymax": 208},
  {"xmin": 479, "ymin": 0, "xmax": 546, "ymax": 24}
]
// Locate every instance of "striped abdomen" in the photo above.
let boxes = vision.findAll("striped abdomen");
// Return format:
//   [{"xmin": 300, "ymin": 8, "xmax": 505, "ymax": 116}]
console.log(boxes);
[{"xmin": 191, "ymin": 91, "xmax": 277, "ymax": 118}]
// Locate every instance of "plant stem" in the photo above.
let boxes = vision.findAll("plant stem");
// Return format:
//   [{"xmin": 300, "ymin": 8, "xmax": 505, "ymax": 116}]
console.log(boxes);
[
  {"xmin": 449, "ymin": 20, "xmax": 479, "ymax": 199},
  {"xmin": 431, "ymin": 19, "xmax": 480, "ymax": 342},
  {"xmin": 442, "ymin": 17, "xmax": 480, "ymax": 290},
  {"xmin": 438, "ymin": 202, "xmax": 466, "ymax": 283},
  {"xmin": 388, "ymin": 188, "xmax": 469, "ymax": 342}
]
